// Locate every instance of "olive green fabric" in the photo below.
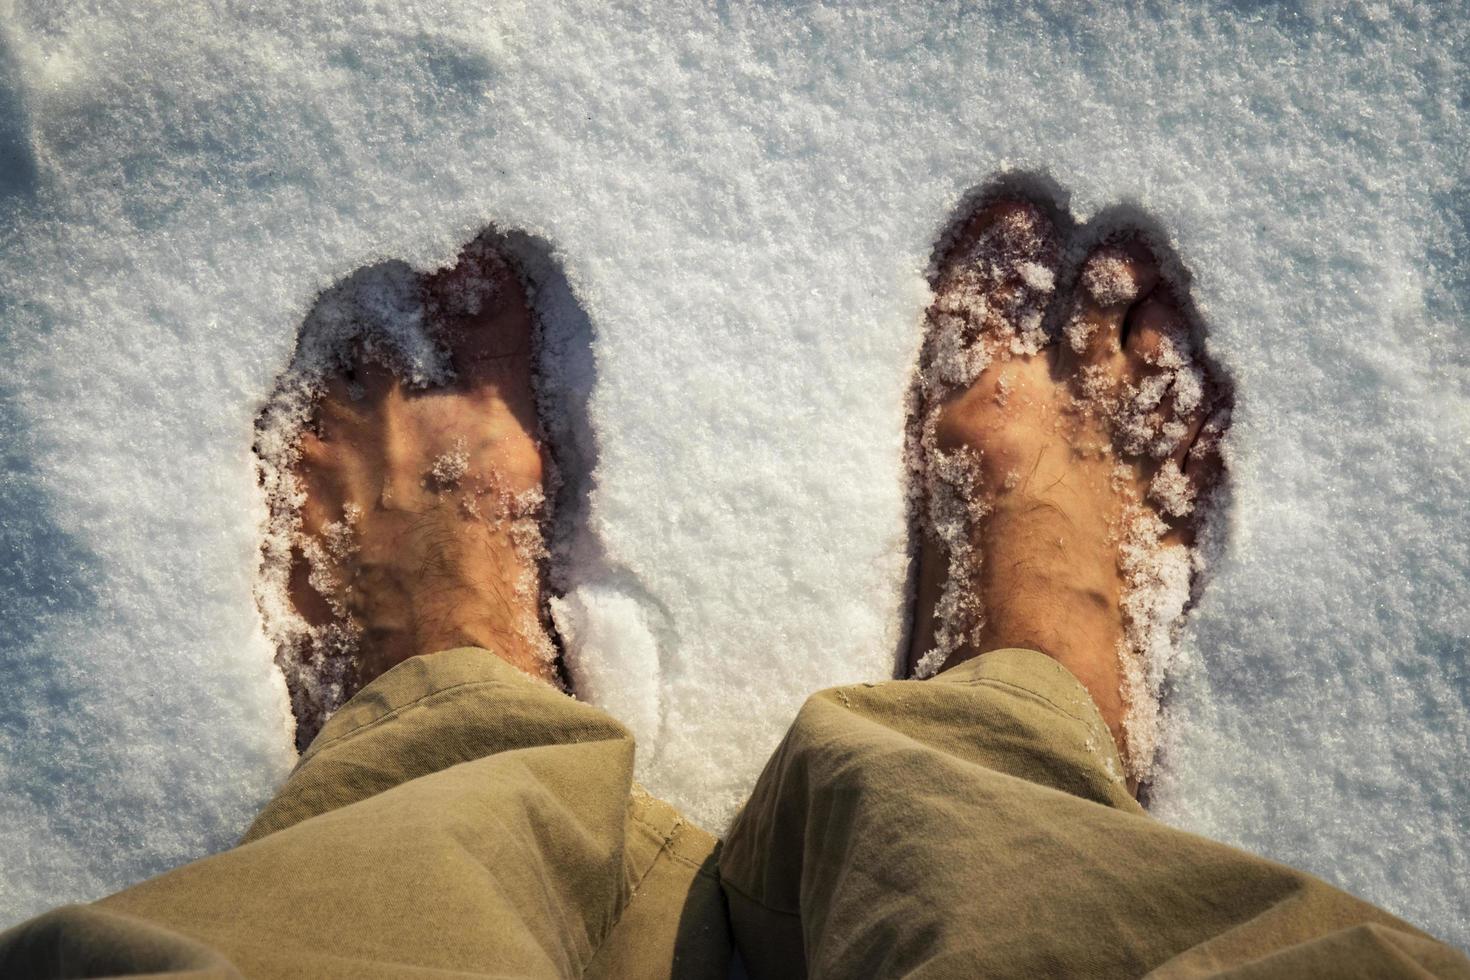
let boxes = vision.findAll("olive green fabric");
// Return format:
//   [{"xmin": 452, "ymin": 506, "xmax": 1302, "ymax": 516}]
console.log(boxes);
[
  {"xmin": 720, "ymin": 648, "xmax": 1470, "ymax": 979},
  {"xmin": 2, "ymin": 646, "xmax": 1466, "ymax": 979},
  {"xmin": 0, "ymin": 648, "xmax": 730, "ymax": 979}
]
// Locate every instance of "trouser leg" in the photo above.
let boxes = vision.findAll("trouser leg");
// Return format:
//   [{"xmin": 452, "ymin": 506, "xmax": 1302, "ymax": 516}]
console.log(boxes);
[
  {"xmin": 719, "ymin": 648, "xmax": 1470, "ymax": 979},
  {"xmin": 0, "ymin": 648, "xmax": 731, "ymax": 979}
]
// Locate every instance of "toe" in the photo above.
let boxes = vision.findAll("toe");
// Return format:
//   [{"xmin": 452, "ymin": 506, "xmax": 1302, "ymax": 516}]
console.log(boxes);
[
  {"xmin": 297, "ymin": 429, "xmax": 332, "ymax": 465},
  {"xmin": 1125, "ymin": 293, "xmax": 1187, "ymax": 376},
  {"xmin": 315, "ymin": 379, "xmax": 361, "ymax": 441},
  {"xmin": 1167, "ymin": 400, "xmax": 1209, "ymax": 466},
  {"xmin": 1158, "ymin": 411, "xmax": 1228, "ymax": 549},
  {"xmin": 1155, "ymin": 399, "xmax": 1229, "ymax": 544},
  {"xmin": 1124, "ymin": 291, "xmax": 1210, "ymax": 461},
  {"xmin": 315, "ymin": 338, "xmax": 398, "ymax": 443},
  {"xmin": 355, "ymin": 357, "xmax": 395, "ymax": 400},
  {"xmin": 321, "ymin": 370, "xmax": 355, "ymax": 409},
  {"xmin": 1062, "ymin": 240, "xmax": 1159, "ymax": 369},
  {"xmin": 425, "ymin": 238, "xmax": 534, "ymax": 386},
  {"xmin": 923, "ymin": 198, "xmax": 1061, "ymax": 399},
  {"xmin": 1183, "ymin": 407, "xmax": 1229, "ymax": 492},
  {"xmin": 943, "ymin": 198, "xmax": 1056, "ymax": 266},
  {"xmin": 933, "ymin": 200, "xmax": 1060, "ymax": 340}
]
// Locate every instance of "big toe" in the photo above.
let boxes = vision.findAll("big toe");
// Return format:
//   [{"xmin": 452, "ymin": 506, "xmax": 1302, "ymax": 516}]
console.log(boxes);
[
  {"xmin": 425, "ymin": 236, "xmax": 533, "ymax": 385},
  {"xmin": 932, "ymin": 199, "xmax": 1060, "ymax": 344}
]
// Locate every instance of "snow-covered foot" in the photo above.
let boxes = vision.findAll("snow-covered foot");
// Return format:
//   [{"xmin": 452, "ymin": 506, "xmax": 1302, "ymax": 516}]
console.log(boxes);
[
  {"xmin": 267, "ymin": 238, "xmax": 558, "ymax": 747},
  {"xmin": 907, "ymin": 198, "xmax": 1230, "ymax": 784}
]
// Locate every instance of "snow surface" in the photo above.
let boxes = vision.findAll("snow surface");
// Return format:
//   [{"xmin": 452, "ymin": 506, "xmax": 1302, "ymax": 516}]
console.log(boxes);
[{"xmin": 1, "ymin": 0, "xmax": 1466, "ymax": 949}]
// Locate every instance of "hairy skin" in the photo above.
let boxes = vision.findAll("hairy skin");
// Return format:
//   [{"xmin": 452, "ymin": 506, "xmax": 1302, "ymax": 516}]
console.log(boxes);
[
  {"xmin": 286, "ymin": 243, "xmax": 556, "ymax": 705},
  {"xmin": 909, "ymin": 199, "xmax": 1225, "ymax": 777}
]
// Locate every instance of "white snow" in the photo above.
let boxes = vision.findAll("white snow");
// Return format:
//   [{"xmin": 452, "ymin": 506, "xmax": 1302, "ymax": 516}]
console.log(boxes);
[
  {"xmin": 429, "ymin": 441, "xmax": 470, "ymax": 487},
  {"xmin": 0, "ymin": 0, "xmax": 1466, "ymax": 951}
]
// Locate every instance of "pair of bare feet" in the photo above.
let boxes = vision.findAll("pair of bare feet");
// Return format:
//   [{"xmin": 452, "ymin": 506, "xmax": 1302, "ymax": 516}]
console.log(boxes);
[{"xmin": 258, "ymin": 198, "xmax": 1229, "ymax": 787}]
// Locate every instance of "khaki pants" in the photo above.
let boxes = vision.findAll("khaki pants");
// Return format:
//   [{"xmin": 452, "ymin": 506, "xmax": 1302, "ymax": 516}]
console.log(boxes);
[{"xmin": 2, "ymin": 647, "xmax": 1465, "ymax": 978}]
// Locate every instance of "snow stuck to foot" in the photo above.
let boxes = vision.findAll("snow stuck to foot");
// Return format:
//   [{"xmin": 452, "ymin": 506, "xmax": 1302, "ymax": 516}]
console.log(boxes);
[
  {"xmin": 252, "ymin": 260, "xmax": 458, "ymax": 741},
  {"xmin": 909, "ymin": 204, "xmax": 1229, "ymax": 782},
  {"xmin": 251, "ymin": 240, "xmax": 563, "ymax": 747},
  {"xmin": 0, "ymin": 0, "xmax": 1466, "ymax": 950},
  {"xmin": 911, "ymin": 203, "xmax": 1058, "ymax": 680}
]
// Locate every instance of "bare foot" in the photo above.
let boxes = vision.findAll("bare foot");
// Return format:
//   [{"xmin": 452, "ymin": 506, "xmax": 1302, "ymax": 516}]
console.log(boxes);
[
  {"xmin": 908, "ymin": 198, "xmax": 1230, "ymax": 783},
  {"xmin": 257, "ymin": 235, "xmax": 559, "ymax": 749}
]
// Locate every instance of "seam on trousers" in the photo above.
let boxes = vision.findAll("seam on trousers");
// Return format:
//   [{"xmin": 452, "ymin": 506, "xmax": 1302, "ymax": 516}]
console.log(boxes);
[
  {"xmin": 626, "ymin": 810, "xmax": 720, "ymax": 879},
  {"xmin": 627, "ymin": 826, "xmax": 674, "ymax": 895},
  {"xmin": 300, "ymin": 678, "xmax": 544, "ymax": 765},
  {"xmin": 581, "ymin": 812, "xmax": 697, "ymax": 977}
]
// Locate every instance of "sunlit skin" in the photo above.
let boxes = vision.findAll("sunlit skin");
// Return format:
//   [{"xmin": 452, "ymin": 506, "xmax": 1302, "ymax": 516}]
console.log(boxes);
[{"xmin": 908, "ymin": 200, "xmax": 1222, "ymax": 773}]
